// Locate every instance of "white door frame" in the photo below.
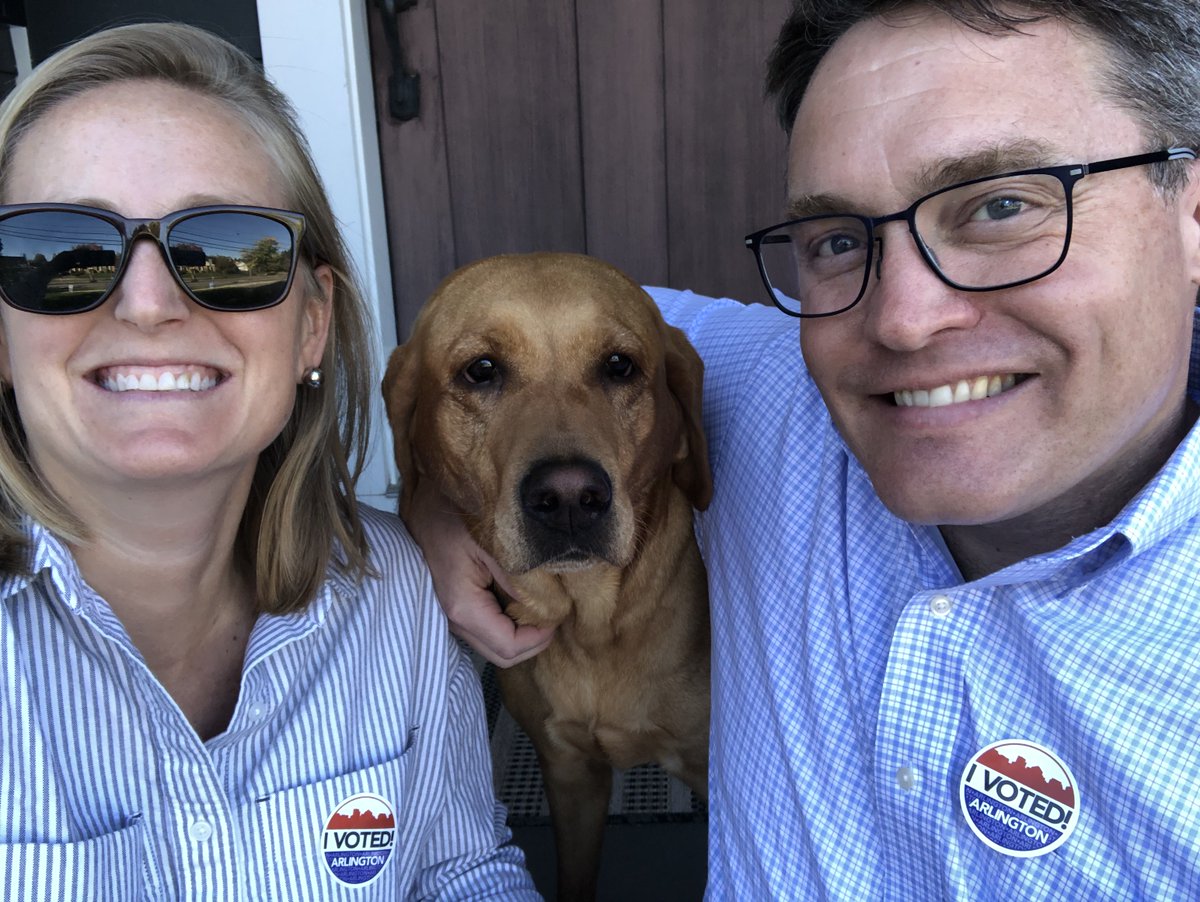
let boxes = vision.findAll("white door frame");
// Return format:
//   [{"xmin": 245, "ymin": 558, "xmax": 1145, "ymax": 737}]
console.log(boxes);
[{"xmin": 257, "ymin": 0, "xmax": 398, "ymax": 509}]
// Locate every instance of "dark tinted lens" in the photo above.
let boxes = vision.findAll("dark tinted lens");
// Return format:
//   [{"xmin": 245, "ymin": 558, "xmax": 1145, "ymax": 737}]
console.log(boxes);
[
  {"xmin": 0, "ymin": 210, "xmax": 122, "ymax": 313},
  {"xmin": 168, "ymin": 211, "xmax": 297, "ymax": 311}
]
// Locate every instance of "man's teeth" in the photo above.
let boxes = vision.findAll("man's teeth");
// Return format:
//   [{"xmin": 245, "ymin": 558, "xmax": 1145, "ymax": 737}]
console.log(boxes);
[
  {"xmin": 102, "ymin": 371, "xmax": 218, "ymax": 392},
  {"xmin": 894, "ymin": 374, "xmax": 1017, "ymax": 408}
]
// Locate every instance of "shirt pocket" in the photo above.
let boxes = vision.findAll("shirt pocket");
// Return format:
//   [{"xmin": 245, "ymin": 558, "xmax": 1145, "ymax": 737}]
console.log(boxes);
[
  {"xmin": 0, "ymin": 819, "xmax": 148, "ymax": 901},
  {"xmin": 243, "ymin": 738, "xmax": 421, "ymax": 901}
]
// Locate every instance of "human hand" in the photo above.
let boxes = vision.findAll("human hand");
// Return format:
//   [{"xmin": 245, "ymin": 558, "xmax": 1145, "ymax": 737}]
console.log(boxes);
[{"xmin": 403, "ymin": 478, "xmax": 555, "ymax": 667}]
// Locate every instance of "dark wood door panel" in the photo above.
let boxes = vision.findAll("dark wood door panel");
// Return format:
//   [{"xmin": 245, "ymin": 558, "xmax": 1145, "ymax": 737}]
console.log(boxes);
[
  {"xmin": 369, "ymin": 1, "xmax": 456, "ymax": 337},
  {"xmin": 577, "ymin": 0, "xmax": 668, "ymax": 288},
  {"xmin": 370, "ymin": 1, "xmax": 792, "ymax": 339},
  {"xmin": 435, "ymin": 0, "xmax": 585, "ymax": 264},
  {"xmin": 663, "ymin": 0, "xmax": 791, "ymax": 304}
]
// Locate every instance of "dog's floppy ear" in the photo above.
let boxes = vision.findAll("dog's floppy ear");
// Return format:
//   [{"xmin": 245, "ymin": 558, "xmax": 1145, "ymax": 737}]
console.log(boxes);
[
  {"xmin": 381, "ymin": 343, "xmax": 421, "ymax": 506},
  {"xmin": 664, "ymin": 324, "xmax": 713, "ymax": 511}
]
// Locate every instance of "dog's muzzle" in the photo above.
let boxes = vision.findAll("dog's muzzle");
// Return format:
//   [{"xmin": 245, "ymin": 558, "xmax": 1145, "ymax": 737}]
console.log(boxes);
[{"xmin": 518, "ymin": 457, "xmax": 614, "ymax": 565}]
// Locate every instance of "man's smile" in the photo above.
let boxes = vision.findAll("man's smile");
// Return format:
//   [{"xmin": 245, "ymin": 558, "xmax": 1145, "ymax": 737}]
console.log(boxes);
[{"xmin": 892, "ymin": 373, "xmax": 1027, "ymax": 407}]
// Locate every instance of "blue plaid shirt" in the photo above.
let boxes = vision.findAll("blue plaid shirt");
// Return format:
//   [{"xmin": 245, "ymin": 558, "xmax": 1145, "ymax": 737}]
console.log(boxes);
[{"xmin": 652, "ymin": 287, "xmax": 1200, "ymax": 901}]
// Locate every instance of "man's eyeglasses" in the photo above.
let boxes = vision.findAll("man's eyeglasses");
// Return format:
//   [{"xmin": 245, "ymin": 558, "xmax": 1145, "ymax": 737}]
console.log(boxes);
[
  {"xmin": 744, "ymin": 147, "xmax": 1198, "ymax": 318},
  {"xmin": 0, "ymin": 203, "xmax": 308, "ymax": 315}
]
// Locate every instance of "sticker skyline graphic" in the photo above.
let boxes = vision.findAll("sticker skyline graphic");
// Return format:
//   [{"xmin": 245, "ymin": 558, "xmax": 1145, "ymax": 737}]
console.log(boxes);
[
  {"xmin": 321, "ymin": 793, "xmax": 397, "ymax": 887},
  {"xmin": 976, "ymin": 744, "xmax": 1075, "ymax": 806},
  {"xmin": 959, "ymin": 739, "xmax": 1080, "ymax": 858}
]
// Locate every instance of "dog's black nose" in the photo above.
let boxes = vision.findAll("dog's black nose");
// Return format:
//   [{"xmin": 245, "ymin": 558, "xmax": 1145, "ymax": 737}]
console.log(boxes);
[{"xmin": 520, "ymin": 459, "xmax": 612, "ymax": 534}]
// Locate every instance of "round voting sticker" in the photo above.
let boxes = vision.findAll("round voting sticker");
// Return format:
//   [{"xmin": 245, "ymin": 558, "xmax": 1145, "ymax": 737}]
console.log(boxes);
[
  {"xmin": 321, "ymin": 793, "xmax": 396, "ymax": 886},
  {"xmin": 959, "ymin": 739, "xmax": 1079, "ymax": 857}
]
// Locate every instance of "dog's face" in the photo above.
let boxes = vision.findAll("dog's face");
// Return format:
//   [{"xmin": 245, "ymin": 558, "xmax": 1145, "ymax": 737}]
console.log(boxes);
[{"xmin": 383, "ymin": 252, "xmax": 710, "ymax": 574}]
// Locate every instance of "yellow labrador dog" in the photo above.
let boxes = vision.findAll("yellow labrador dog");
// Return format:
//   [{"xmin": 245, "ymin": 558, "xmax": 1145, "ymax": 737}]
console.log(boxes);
[{"xmin": 382, "ymin": 252, "xmax": 710, "ymax": 901}]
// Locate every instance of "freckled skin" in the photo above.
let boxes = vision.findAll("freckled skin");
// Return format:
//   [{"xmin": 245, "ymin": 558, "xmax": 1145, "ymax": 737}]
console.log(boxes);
[{"xmin": 0, "ymin": 79, "xmax": 331, "ymax": 495}]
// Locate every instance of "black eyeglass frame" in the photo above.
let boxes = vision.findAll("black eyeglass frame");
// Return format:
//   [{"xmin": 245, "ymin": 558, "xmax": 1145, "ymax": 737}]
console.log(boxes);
[
  {"xmin": 0, "ymin": 202, "xmax": 309, "ymax": 315},
  {"xmin": 744, "ymin": 147, "xmax": 1199, "ymax": 318}
]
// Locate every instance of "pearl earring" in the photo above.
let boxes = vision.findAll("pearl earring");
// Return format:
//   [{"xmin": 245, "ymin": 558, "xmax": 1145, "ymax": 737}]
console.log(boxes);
[{"xmin": 303, "ymin": 367, "xmax": 324, "ymax": 389}]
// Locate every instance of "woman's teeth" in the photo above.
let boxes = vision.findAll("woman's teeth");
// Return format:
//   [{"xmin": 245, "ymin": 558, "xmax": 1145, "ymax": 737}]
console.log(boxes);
[
  {"xmin": 894, "ymin": 374, "xmax": 1017, "ymax": 408},
  {"xmin": 99, "ymin": 370, "xmax": 219, "ymax": 392}
]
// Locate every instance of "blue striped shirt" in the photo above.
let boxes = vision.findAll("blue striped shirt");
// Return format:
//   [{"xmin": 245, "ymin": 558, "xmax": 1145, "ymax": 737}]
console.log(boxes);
[
  {"xmin": 0, "ymin": 505, "xmax": 538, "ymax": 900},
  {"xmin": 652, "ymin": 287, "xmax": 1200, "ymax": 901}
]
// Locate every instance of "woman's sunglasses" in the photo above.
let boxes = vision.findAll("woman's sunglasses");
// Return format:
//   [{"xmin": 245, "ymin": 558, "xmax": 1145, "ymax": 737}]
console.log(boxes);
[{"xmin": 0, "ymin": 203, "xmax": 308, "ymax": 315}]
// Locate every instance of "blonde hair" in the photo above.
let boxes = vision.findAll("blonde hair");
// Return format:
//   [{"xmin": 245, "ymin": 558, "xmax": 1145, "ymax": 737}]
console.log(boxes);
[{"xmin": 0, "ymin": 22, "xmax": 374, "ymax": 612}]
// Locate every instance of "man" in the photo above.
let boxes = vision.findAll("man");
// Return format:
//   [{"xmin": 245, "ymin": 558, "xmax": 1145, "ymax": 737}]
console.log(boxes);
[{"xmin": 413, "ymin": 1, "xmax": 1200, "ymax": 897}]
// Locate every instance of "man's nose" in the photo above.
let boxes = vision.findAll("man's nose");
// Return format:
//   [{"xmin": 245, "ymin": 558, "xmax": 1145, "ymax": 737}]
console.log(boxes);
[
  {"xmin": 860, "ymin": 221, "xmax": 981, "ymax": 351},
  {"xmin": 109, "ymin": 237, "xmax": 191, "ymax": 329}
]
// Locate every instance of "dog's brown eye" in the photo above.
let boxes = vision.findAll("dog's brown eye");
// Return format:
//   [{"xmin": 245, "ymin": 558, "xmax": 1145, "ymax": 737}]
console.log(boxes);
[
  {"xmin": 463, "ymin": 357, "xmax": 499, "ymax": 384},
  {"xmin": 604, "ymin": 353, "xmax": 635, "ymax": 380}
]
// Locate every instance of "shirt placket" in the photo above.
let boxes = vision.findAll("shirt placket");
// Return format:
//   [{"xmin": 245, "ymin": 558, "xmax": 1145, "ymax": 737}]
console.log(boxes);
[
  {"xmin": 874, "ymin": 585, "xmax": 989, "ymax": 897},
  {"xmin": 124, "ymin": 661, "xmax": 237, "ymax": 901}
]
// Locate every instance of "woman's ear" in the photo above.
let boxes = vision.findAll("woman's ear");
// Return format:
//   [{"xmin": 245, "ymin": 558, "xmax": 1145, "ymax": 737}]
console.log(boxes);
[{"xmin": 298, "ymin": 263, "xmax": 335, "ymax": 378}]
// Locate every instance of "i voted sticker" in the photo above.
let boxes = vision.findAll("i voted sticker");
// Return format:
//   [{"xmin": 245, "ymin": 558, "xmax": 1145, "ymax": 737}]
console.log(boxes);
[
  {"xmin": 321, "ymin": 793, "xmax": 396, "ymax": 886},
  {"xmin": 959, "ymin": 739, "xmax": 1079, "ymax": 858}
]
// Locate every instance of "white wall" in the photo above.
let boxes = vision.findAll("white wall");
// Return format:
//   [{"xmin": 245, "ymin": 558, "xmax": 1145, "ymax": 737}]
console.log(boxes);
[
  {"xmin": 9, "ymin": 25, "xmax": 30, "ymax": 81},
  {"xmin": 256, "ymin": 0, "xmax": 398, "ymax": 510}
]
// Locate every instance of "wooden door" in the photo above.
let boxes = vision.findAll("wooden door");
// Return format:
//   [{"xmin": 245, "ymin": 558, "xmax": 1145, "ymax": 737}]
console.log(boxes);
[{"xmin": 367, "ymin": 0, "xmax": 792, "ymax": 340}]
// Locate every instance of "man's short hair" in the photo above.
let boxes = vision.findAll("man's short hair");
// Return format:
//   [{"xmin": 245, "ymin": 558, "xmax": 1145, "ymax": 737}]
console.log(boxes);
[{"xmin": 766, "ymin": 1, "xmax": 1200, "ymax": 192}]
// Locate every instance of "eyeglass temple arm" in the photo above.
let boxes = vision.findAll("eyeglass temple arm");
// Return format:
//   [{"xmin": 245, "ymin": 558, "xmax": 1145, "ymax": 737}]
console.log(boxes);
[{"xmin": 1083, "ymin": 146, "xmax": 1197, "ymax": 175}]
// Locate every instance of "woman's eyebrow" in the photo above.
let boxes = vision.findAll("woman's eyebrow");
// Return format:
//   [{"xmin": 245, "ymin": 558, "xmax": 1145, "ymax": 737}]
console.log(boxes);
[{"xmin": 49, "ymin": 193, "xmax": 265, "ymax": 212}]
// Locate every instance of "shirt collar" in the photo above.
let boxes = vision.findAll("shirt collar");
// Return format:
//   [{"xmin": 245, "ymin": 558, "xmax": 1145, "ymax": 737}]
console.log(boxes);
[
  {"xmin": 0, "ymin": 517, "xmax": 90, "ymax": 611},
  {"xmin": 1082, "ymin": 307, "xmax": 1200, "ymax": 557}
]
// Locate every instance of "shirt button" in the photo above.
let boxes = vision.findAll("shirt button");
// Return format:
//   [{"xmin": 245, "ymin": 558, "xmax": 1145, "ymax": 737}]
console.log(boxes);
[
  {"xmin": 896, "ymin": 766, "xmax": 920, "ymax": 791},
  {"xmin": 929, "ymin": 595, "xmax": 953, "ymax": 617},
  {"xmin": 189, "ymin": 819, "xmax": 214, "ymax": 842},
  {"xmin": 248, "ymin": 700, "xmax": 269, "ymax": 720}
]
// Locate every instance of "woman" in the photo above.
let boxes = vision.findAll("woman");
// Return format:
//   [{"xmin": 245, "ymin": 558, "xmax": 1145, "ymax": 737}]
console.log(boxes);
[{"xmin": 0, "ymin": 22, "xmax": 536, "ymax": 900}]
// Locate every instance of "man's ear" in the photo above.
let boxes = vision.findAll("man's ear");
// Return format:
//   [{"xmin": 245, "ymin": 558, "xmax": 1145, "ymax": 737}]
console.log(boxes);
[
  {"xmin": 298, "ymin": 264, "xmax": 335, "ymax": 377},
  {"xmin": 1179, "ymin": 161, "xmax": 1200, "ymax": 290}
]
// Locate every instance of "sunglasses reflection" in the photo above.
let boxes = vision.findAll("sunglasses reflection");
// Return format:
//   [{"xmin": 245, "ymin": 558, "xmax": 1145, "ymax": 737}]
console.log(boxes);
[{"xmin": 0, "ymin": 215, "xmax": 293, "ymax": 313}]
